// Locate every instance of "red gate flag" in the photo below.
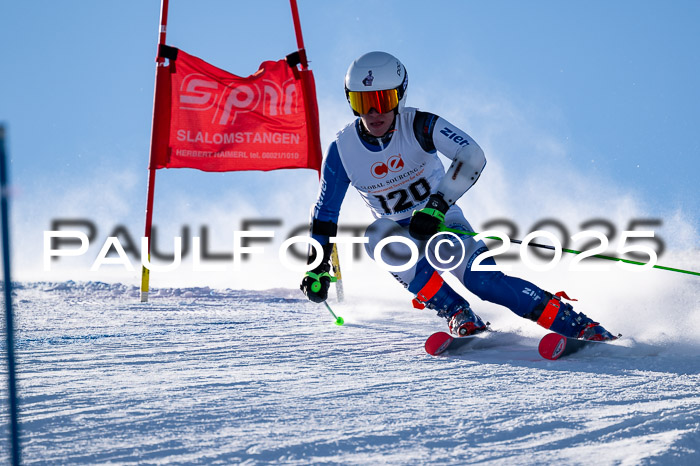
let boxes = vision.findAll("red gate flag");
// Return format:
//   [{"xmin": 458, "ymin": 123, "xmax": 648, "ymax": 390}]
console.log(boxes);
[{"xmin": 150, "ymin": 46, "xmax": 322, "ymax": 172}]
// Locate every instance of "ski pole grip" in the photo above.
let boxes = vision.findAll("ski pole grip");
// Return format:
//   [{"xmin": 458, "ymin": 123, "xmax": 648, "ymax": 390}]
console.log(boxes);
[
  {"xmin": 413, "ymin": 207, "xmax": 446, "ymax": 223},
  {"xmin": 305, "ymin": 271, "xmax": 338, "ymax": 293}
]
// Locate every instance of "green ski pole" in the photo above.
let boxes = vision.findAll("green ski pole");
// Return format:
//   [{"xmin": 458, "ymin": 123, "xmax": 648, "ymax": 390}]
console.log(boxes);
[
  {"xmin": 305, "ymin": 271, "xmax": 344, "ymax": 324},
  {"xmin": 439, "ymin": 225, "xmax": 700, "ymax": 277},
  {"xmin": 324, "ymin": 301, "xmax": 344, "ymax": 326}
]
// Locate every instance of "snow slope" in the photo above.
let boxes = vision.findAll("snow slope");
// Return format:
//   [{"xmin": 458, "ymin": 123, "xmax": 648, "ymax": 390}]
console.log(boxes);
[{"xmin": 2, "ymin": 281, "xmax": 699, "ymax": 465}]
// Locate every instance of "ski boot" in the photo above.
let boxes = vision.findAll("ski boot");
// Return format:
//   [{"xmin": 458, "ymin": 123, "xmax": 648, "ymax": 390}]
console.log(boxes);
[
  {"xmin": 446, "ymin": 304, "xmax": 487, "ymax": 337},
  {"xmin": 528, "ymin": 291, "xmax": 617, "ymax": 341},
  {"xmin": 411, "ymin": 271, "xmax": 487, "ymax": 336}
]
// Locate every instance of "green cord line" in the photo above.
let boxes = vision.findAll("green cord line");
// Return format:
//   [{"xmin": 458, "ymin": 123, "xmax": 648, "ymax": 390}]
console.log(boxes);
[{"xmin": 439, "ymin": 226, "xmax": 700, "ymax": 277}]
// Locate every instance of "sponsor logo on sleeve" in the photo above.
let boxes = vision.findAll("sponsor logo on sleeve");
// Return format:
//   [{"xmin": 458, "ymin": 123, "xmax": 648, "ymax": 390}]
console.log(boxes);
[{"xmin": 440, "ymin": 127, "xmax": 470, "ymax": 147}]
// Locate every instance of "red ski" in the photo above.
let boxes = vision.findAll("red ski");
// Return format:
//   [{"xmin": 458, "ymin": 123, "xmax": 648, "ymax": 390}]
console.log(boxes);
[
  {"xmin": 424, "ymin": 331, "xmax": 483, "ymax": 356},
  {"xmin": 538, "ymin": 332, "xmax": 619, "ymax": 360}
]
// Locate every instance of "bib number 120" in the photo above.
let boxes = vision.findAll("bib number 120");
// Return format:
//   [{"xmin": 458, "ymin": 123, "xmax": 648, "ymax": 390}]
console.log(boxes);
[{"xmin": 374, "ymin": 178, "xmax": 431, "ymax": 215}]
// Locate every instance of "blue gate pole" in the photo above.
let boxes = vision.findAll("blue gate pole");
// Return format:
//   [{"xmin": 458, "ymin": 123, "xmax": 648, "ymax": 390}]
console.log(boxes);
[{"xmin": 0, "ymin": 124, "xmax": 21, "ymax": 466}]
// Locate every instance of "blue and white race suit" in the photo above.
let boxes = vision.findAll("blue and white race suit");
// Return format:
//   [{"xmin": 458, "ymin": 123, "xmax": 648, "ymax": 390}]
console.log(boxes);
[{"xmin": 311, "ymin": 107, "xmax": 548, "ymax": 318}]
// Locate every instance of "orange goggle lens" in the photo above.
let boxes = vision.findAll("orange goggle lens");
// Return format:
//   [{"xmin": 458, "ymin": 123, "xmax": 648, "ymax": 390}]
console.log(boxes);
[{"xmin": 347, "ymin": 89, "xmax": 400, "ymax": 114}]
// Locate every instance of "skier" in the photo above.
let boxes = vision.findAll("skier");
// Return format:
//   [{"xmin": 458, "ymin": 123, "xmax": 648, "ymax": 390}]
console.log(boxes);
[{"xmin": 300, "ymin": 51, "xmax": 615, "ymax": 341}]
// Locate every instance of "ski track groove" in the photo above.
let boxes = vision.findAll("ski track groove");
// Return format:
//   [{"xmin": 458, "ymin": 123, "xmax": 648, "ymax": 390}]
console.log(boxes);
[{"xmin": 0, "ymin": 282, "xmax": 698, "ymax": 464}]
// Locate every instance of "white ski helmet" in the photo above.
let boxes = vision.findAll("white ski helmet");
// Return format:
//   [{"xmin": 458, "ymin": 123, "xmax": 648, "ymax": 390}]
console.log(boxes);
[{"xmin": 344, "ymin": 51, "xmax": 408, "ymax": 115}]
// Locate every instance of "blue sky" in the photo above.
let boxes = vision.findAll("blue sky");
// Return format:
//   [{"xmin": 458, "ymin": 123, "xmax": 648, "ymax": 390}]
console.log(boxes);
[{"xmin": 1, "ymin": 0, "xmax": 698, "ymax": 286}]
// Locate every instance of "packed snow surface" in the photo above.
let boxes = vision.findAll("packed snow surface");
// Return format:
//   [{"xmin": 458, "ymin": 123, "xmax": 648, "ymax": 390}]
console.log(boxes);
[{"xmin": 1, "ymin": 281, "xmax": 699, "ymax": 464}]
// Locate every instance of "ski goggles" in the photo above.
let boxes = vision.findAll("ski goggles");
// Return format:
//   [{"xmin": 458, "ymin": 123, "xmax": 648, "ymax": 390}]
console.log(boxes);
[{"xmin": 346, "ymin": 88, "xmax": 400, "ymax": 115}]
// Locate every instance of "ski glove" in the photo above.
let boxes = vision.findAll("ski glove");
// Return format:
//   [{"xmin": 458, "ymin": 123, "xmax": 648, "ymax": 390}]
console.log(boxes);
[
  {"xmin": 300, "ymin": 262, "xmax": 336, "ymax": 303},
  {"xmin": 409, "ymin": 194, "xmax": 449, "ymax": 241},
  {"xmin": 301, "ymin": 219, "xmax": 338, "ymax": 303}
]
